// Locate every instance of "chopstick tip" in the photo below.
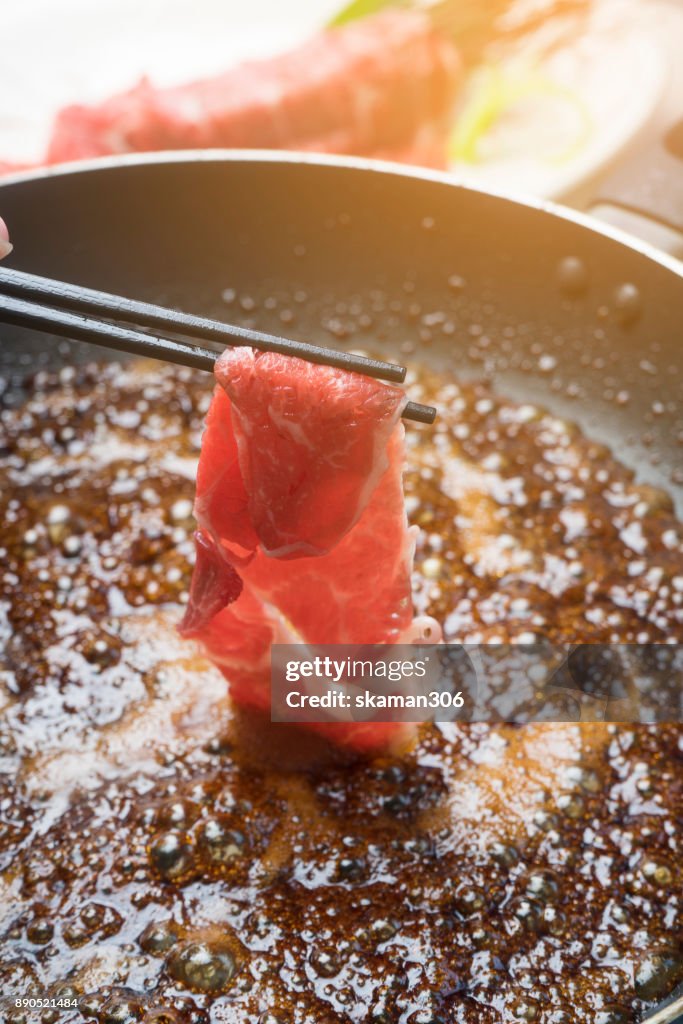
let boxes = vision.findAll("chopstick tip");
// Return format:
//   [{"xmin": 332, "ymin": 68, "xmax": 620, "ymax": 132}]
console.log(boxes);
[{"xmin": 404, "ymin": 401, "xmax": 436, "ymax": 425}]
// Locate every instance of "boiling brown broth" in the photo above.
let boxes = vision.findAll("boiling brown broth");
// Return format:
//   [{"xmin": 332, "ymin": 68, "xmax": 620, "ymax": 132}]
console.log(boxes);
[{"xmin": 0, "ymin": 359, "xmax": 681, "ymax": 1024}]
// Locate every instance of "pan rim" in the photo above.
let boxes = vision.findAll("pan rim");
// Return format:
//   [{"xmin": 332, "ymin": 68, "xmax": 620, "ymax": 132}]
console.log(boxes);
[{"xmin": 1, "ymin": 148, "xmax": 682, "ymax": 281}]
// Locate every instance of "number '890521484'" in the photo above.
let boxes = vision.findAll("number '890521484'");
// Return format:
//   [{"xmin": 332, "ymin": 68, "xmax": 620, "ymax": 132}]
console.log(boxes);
[{"xmin": 15, "ymin": 998, "xmax": 79, "ymax": 1008}]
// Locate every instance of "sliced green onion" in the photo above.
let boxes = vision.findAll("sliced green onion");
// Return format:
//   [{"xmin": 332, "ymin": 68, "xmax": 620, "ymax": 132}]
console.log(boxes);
[
  {"xmin": 450, "ymin": 64, "xmax": 593, "ymax": 166},
  {"xmin": 327, "ymin": 0, "xmax": 400, "ymax": 29}
]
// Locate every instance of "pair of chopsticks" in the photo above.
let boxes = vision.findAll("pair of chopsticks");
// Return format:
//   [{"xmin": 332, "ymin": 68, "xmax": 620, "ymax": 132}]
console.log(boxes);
[{"xmin": 0, "ymin": 268, "xmax": 435, "ymax": 424}]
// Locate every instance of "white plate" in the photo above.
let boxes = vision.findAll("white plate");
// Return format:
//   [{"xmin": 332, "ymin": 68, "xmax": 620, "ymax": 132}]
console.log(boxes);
[
  {"xmin": 0, "ymin": 0, "xmax": 665, "ymax": 201},
  {"xmin": 448, "ymin": 2, "xmax": 666, "ymax": 201}
]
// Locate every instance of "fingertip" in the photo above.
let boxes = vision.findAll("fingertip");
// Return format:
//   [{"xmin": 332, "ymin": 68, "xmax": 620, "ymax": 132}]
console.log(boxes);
[{"xmin": 0, "ymin": 217, "xmax": 8, "ymax": 242}]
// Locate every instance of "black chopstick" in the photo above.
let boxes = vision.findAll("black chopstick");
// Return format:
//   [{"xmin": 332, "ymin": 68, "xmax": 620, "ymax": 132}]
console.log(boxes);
[
  {"xmin": 0, "ymin": 292, "xmax": 220, "ymax": 374},
  {"xmin": 0, "ymin": 268, "xmax": 406, "ymax": 382},
  {"xmin": 0, "ymin": 289, "xmax": 436, "ymax": 425}
]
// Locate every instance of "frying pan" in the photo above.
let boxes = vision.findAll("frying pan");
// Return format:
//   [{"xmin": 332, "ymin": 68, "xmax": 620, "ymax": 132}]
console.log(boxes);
[{"xmin": 0, "ymin": 151, "xmax": 682, "ymax": 1022}]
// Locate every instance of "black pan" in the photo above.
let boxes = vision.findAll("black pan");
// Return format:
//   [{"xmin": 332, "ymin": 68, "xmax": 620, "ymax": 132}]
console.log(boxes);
[{"xmin": 0, "ymin": 152, "xmax": 682, "ymax": 1023}]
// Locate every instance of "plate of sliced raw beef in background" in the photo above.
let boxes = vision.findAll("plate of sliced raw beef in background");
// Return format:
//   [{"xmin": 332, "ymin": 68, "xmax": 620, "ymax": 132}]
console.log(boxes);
[{"xmin": 0, "ymin": 0, "xmax": 668, "ymax": 201}]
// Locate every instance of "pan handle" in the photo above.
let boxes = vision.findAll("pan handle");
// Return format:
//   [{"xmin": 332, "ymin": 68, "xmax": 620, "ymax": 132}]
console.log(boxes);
[{"xmin": 588, "ymin": 116, "xmax": 683, "ymax": 260}]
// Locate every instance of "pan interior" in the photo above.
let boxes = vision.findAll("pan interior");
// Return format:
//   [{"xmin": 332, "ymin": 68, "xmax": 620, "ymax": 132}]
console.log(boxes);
[{"xmin": 0, "ymin": 157, "xmax": 682, "ymax": 1023}]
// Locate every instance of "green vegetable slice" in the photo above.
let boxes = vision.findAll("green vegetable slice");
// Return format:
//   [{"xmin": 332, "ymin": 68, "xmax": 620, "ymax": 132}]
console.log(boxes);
[
  {"xmin": 328, "ymin": 0, "xmax": 402, "ymax": 29},
  {"xmin": 450, "ymin": 64, "xmax": 593, "ymax": 166}
]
